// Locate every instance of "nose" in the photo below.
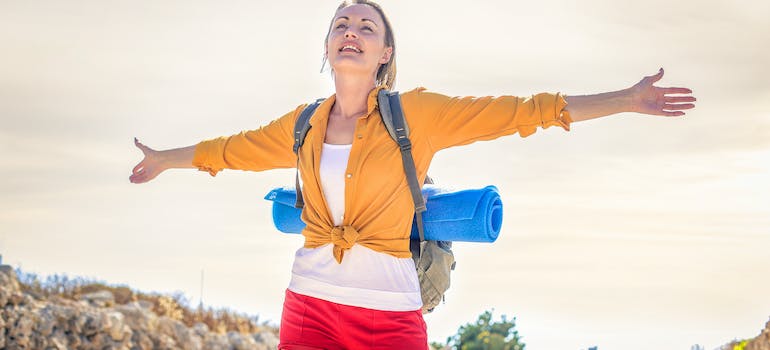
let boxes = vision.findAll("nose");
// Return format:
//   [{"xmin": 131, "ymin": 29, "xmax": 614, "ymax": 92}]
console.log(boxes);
[{"xmin": 344, "ymin": 28, "xmax": 358, "ymax": 39}]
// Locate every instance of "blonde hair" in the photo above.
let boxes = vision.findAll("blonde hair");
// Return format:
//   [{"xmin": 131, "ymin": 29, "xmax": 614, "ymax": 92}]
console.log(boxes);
[{"xmin": 323, "ymin": 0, "xmax": 396, "ymax": 89}]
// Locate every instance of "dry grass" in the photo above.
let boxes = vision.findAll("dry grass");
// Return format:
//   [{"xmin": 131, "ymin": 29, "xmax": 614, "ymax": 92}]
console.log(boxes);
[{"xmin": 14, "ymin": 267, "xmax": 276, "ymax": 335}]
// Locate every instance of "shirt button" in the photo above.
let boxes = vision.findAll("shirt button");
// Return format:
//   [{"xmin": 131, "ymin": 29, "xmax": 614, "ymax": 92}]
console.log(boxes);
[
  {"xmin": 357, "ymin": 134, "xmax": 363, "ymax": 139},
  {"xmin": 346, "ymin": 173, "xmax": 352, "ymax": 179}
]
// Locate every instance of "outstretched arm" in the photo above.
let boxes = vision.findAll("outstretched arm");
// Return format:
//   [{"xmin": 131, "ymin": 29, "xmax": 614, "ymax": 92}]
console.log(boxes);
[
  {"xmin": 130, "ymin": 104, "xmax": 305, "ymax": 184},
  {"xmin": 129, "ymin": 138, "xmax": 196, "ymax": 184},
  {"xmin": 564, "ymin": 68, "xmax": 696, "ymax": 122}
]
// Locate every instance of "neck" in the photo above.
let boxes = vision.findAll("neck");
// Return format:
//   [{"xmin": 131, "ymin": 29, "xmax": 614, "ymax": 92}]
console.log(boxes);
[{"xmin": 332, "ymin": 73, "xmax": 377, "ymax": 119}]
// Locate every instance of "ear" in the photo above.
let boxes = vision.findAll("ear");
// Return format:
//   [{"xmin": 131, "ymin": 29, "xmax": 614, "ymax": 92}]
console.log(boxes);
[{"xmin": 379, "ymin": 46, "xmax": 393, "ymax": 64}]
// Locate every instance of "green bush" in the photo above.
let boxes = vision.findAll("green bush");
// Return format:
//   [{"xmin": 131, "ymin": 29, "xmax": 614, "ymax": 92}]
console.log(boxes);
[{"xmin": 438, "ymin": 310, "xmax": 525, "ymax": 350}]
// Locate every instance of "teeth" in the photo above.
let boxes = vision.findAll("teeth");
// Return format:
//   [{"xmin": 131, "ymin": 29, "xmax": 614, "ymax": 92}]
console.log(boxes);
[{"xmin": 341, "ymin": 45, "xmax": 361, "ymax": 52}]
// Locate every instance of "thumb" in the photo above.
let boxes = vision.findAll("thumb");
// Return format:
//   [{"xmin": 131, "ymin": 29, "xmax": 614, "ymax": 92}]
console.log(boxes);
[
  {"xmin": 134, "ymin": 137, "xmax": 150, "ymax": 154},
  {"xmin": 647, "ymin": 67, "xmax": 664, "ymax": 83}
]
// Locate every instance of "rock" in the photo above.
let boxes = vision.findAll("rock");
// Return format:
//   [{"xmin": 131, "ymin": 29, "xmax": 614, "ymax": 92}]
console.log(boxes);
[
  {"xmin": 0, "ymin": 289, "xmax": 9, "ymax": 308},
  {"xmin": 80, "ymin": 290, "xmax": 115, "ymax": 308},
  {"xmin": 8, "ymin": 291, "xmax": 24, "ymax": 306},
  {"xmin": 112, "ymin": 286, "xmax": 133, "ymax": 304},
  {"xmin": 157, "ymin": 316, "xmax": 202, "ymax": 350},
  {"xmin": 203, "ymin": 333, "xmax": 230, "ymax": 350},
  {"xmin": 746, "ymin": 318, "xmax": 770, "ymax": 350},
  {"xmin": 80, "ymin": 311, "xmax": 103, "ymax": 336},
  {"xmin": 106, "ymin": 311, "xmax": 131, "ymax": 341},
  {"xmin": 138, "ymin": 299, "xmax": 154, "ymax": 309},
  {"xmin": 0, "ymin": 266, "xmax": 279, "ymax": 350},
  {"xmin": 115, "ymin": 302, "xmax": 158, "ymax": 332},
  {"xmin": 0, "ymin": 317, "xmax": 5, "ymax": 348},
  {"xmin": 24, "ymin": 289, "xmax": 44, "ymax": 301},
  {"xmin": 67, "ymin": 327, "xmax": 83, "ymax": 348},
  {"xmin": 36, "ymin": 306, "xmax": 57, "ymax": 337},
  {"xmin": 81, "ymin": 332, "xmax": 109, "ymax": 349},
  {"xmin": 0, "ymin": 265, "xmax": 21, "ymax": 293},
  {"xmin": 6, "ymin": 312, "xmax": 35, "ymax": 350},
  {"xmin": 154, "ymin": 333, "xmax": 179, "ymax": 350},
  {"xmin": 254, "ymin": 331, "xmax": 280, "ymax": 349},
  {"xmin": 48, "ymin": 331, "xmax": 68, "ymax": 350},
  {"xmin": 52, "ymin": 300, "xmax": 81, "ymax": 322},
  {"xmin": 0, "ymin": 265, "xmax": 22, "ymax": 309},
  {"xmin": 156, "ymin": 316, "xmax": 180, "ymax": 336},
  {"xmin": 193, "ymin": 322, "xmax": 210, "ymax": 337},
  {"xmin": 70, "ymin": 311, "xmax": 86, "ymax": 334},
  {"xmin": 229, "ymin": 330, "xmax": 262, "ymax": 350},
  {"xmin": 131, "ymin": 331, "xmax": 154, "ymax": 350}
]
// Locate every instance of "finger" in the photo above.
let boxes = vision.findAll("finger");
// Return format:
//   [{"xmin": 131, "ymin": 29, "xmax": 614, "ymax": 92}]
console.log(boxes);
[
  {"xmin": 663, "ymin": 103, "xmax": 695, "ymax": 110},
  {"xmin": 664, "ymin": 96, "xmax": 696, "ymax": 103},
  {"xmin": 132, "ymin": 171, "xmax": 151, "ymax": 184},
  {"xmin": 645, "ymin": 67, "xmax": 664, "ymax": 83},
  {"xmin": 657, "ymin": 110, "xmax": 685, "ymax": 117},
  {"xmin": 134, "ymin": 137, "xmax": 150, "ymax": 152},
  {"xmin": 132, "ymin": 162, "xmax": 145, "ymax": 174},
  {"xmin": 663, "ymin": 87, "xmax": 692, "ymax": 94},
  {"xmin": 129, "ymin": 173, "xmax": 143, "ymax": 183},
  {"xmin": 132, "ymin": 168, "xmax": 159, "ymax": 183}
]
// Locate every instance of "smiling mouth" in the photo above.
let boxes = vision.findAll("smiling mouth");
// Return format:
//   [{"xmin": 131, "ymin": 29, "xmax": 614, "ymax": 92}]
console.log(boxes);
[{"xmin": 339, "ymin": 45, "xmax": 362, "ymax": 53}]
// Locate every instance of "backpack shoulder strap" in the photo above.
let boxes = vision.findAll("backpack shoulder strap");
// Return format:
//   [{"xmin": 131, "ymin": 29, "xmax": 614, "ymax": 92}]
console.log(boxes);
[
  {"xmin": 293, "ymin": 98, "xmax": 325, "ymax": 154},
  {"xmin": 377, "ymin": 89, "xmax": 428, "ymax": 247},
  {"xmin": 293, "ymin": 98, "xmax": 325, "ymax": 209},
  {"xmin": 377, "ymin": 90, "xmax": 410, "ymax": 141}
]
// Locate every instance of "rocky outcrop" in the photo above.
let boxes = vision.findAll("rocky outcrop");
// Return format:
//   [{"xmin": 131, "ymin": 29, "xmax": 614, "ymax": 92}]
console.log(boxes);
[
  {"xmin": 721, "ymin": 319, "xmax": 770, "ymax": 350},
  {"xmin": 0, "ymin": 265, "xmax": 279, "ymax": 349},
  {"xmin": 744, "ymin": 319, "xmax": 770, "ymax": 350}
]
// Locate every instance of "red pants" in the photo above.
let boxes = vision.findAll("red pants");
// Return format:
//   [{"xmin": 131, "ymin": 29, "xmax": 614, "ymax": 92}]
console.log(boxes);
[{"xmin": 278, "ymin": 289, "xmax": 428, "ymax": 350}]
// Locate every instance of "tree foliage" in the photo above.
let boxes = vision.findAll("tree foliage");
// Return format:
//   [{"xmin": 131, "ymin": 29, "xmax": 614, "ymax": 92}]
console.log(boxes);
[{"xmin": 440, "ymin": 309, "xmax": 525, "ymax": 350}]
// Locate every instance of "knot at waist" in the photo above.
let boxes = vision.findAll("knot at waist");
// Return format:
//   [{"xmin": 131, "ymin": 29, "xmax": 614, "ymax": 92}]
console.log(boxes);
[{"xmin": 330, "ymin": 225, "xmax": 360, "ymax": 263}]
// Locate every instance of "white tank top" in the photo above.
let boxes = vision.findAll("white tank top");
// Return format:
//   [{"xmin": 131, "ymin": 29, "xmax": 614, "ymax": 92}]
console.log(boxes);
[{"xmin": 287, "ymin": 143, "xmax": 422, "ymax": 311}]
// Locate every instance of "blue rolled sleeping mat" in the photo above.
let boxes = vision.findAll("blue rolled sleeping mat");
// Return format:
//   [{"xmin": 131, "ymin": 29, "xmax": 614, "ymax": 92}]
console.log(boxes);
[{"xmin": 263, "ymin": 185, "xmax": 503, "ymax": 243}]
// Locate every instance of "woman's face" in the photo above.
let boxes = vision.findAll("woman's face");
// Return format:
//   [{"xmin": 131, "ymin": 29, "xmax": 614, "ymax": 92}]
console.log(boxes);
[{"xmin": 326, "ymin": 4, "xmax": 392, "ymax": 82}]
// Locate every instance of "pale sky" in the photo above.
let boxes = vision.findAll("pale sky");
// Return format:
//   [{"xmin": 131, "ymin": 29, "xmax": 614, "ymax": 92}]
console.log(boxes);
[{"xmin": 1, "ymin": 1, "xmax": 769, "ymax": 349}]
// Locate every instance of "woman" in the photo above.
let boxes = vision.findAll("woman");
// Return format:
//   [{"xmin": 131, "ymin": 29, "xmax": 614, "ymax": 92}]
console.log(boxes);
[{"xmin": 129, "ymin": 1, "xmax": 696, "ymax": 349}]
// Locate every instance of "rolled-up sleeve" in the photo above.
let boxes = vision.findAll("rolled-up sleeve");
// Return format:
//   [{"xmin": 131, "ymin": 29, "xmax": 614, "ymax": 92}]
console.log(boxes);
[
  {"xmin": 413, "ymin": 88, "xmax": 573, "ymax": 151},
  {"xmin": 192, "ymin": 105, "xmax": 304, "ymax": 176}
]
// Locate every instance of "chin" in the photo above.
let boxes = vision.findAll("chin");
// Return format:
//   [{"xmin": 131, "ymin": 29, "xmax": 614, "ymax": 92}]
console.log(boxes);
[{"xmin": 330, "ymin": 59, "xmax": 377, "ymax": 76}]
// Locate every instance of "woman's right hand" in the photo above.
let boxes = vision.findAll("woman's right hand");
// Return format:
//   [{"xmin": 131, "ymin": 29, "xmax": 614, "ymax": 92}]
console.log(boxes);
[{"xmin": 130, "ymin": 137, "xmax": 167, "ymax": 184}]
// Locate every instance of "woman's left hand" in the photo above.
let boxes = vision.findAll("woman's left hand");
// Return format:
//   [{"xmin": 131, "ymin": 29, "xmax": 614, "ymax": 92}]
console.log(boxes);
[{"xmin": 627, "ymin": 68, "xmax": 696, "ymax": 117}]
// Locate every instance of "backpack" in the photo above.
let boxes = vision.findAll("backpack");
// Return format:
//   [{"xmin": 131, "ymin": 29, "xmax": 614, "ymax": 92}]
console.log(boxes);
[{"xmin": 291, "ymin": 89, "xmax": 455, "ymax": 314}]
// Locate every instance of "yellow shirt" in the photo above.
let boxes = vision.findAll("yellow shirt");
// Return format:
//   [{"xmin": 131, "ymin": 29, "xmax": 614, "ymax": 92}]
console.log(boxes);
[{"xmin": 193, "ymin": 86, "xmax": 572, "ymax": 263}]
